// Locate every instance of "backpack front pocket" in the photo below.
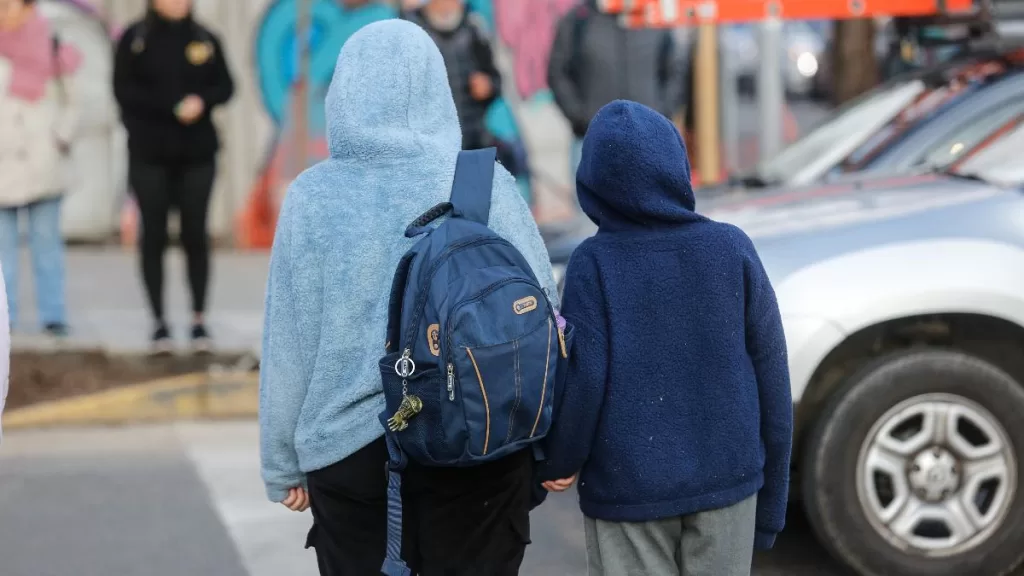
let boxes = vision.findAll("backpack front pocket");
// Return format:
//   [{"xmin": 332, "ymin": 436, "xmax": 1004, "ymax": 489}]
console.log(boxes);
[
  {"xmin": 378, "ymin": 352, "xmax": 448, "ymax": 463},
  {"xmin": 451, "ymin": 315, "xmax": 558, "ymax": 458}
]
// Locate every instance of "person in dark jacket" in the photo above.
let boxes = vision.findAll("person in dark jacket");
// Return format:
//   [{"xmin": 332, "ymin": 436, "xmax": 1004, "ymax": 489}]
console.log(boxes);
[
  {"xmin": 539, "ymin": 100, "xmax": 793, "ymax": 575},
  {"xmin": 403, "ymin": 0, "xmax": 502, "ymax": 150},
  {"xmin": 113, "ymin": 0, "xmax": 233, "ymax": 353},
  {"xmin": 547, "ymin": 1, "xmax": 682, "ymax": 181}
]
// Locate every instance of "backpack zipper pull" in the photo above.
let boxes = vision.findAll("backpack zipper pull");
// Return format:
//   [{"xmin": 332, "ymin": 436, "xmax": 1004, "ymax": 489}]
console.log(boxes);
[
  {"xmin": 447, "ymin": 363, "xmax": 455, "ymax": 401},
  {"xmin": 395, "ymin": 349, "xmax": 415, "ymax": 378}
]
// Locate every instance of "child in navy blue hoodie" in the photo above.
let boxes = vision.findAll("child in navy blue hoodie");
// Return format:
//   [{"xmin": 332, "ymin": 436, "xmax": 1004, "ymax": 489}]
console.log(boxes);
[{"xmin": 539, "ymin": 100, "xmax": 793, "ymax": 576}]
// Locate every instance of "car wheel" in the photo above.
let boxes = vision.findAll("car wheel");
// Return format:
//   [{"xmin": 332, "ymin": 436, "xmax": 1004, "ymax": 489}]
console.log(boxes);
[{"xmin": 803, "ymin": 349, "xmax": 1024, "ymax": 576}]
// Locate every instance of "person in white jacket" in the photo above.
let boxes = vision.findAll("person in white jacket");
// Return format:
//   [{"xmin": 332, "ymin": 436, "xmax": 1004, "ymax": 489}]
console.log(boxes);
[{"xmin": 0, "ymin": 0, "xmax": 81, "ymax": 336}]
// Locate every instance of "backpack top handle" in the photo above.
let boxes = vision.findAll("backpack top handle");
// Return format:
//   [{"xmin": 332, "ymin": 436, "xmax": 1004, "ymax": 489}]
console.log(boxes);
[{"xmin": 404, "ymin": 148, "xmax": 497, "ymax": 238}]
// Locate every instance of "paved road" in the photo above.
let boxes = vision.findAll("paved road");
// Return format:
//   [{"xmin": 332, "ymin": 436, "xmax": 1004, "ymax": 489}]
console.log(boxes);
[
  {"xmin": 9, "ymin": 248, "xmax": 268, "ymax": 355},
  {"xmin": 0, "ymin": 422, "xmax": 846, "ymax": 576}
]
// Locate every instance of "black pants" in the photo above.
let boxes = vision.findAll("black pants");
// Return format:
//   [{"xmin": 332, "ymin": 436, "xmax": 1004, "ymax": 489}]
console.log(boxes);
[
  {"xmin": 128, "ymin": 160, "xmax": 215, "ymax": 322},
  {"xmin": 306, "ymin": 438, "xmax": 533, "ymax": 576}
]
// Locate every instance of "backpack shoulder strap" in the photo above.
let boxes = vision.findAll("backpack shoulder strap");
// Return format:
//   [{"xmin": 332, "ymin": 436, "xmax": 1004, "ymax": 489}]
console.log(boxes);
[{"xmin": 449, "ymin": 148, "xmax": 496, "ymax": 226}]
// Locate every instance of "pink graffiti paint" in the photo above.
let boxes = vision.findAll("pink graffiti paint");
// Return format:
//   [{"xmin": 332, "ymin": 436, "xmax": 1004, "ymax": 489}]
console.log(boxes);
[{"xmin": 493, "ymin": 0, "xmax": 577, "ymax": 100}]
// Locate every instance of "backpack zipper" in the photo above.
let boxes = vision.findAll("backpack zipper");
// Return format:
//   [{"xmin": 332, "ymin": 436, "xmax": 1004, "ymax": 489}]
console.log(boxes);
[
  {"xmin": 443, "ymin": 277, "xmax": 537, "ymax": 367},
  {"xmin": 447, "ymin": 363, "xmax": 455, "ymax": 401}
]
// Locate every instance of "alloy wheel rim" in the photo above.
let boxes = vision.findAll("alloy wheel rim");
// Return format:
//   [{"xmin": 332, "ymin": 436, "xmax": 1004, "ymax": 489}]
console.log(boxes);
[{"xmin": 855, "ymin": 393, "xmax": 1017, "ymax": 556}]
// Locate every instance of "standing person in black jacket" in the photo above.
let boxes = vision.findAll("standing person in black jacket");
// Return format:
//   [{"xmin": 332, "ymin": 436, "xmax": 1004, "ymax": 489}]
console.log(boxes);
[
  {"xmin": 403, "ymin": 0, "xmax": 502, "ymax": 151},
  {"xmin": 113, "ymin": 0, "xmax": 233, "ymax": 354},
  {"xmin": 547, "ymin": 0, "xmax": 681, "ymax": 213}
]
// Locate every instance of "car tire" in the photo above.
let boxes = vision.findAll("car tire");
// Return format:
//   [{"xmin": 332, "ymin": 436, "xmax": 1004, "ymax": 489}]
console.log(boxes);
[{"xmin": 803, "ymin": 349, "xmax": 1024, "ymax": 576}]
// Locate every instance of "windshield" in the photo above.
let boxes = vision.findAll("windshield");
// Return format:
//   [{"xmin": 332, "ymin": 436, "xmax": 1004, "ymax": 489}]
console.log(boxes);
[
  {"xmin": 956, "ymin": 121, "xmax": 1024, "ymax": 186},
  {"xmin": 755, "ymin": 80, "xmax": 928, "ymax": 185}
]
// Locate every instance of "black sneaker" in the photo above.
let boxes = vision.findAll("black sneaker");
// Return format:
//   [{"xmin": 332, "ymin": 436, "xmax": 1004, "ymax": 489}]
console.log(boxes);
[
  {"xmin": 44, "ymin": 323, "xmax": 69, "ymax": 338},
  {"xmin": 151, "ymin": 324, "xmax": 174, "ymax": 355},
  {"xmin": 191, "ymin": 324, "xmax": 212, "ymax": 354}
]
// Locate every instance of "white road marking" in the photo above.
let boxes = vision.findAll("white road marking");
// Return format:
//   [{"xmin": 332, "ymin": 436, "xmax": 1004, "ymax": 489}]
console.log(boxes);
[{"xmin": 174, "ymin": 421, "xmax": 318, "ymax": 576}]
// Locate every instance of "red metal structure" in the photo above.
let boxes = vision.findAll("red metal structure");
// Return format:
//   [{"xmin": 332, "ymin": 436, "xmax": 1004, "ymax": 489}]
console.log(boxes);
[{"xmin": 611, "ymin": 0, "xmax": 979, "ymax": 26}]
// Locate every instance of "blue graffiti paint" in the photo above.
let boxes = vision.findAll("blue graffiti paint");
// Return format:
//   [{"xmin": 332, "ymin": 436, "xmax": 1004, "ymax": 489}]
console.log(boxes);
[
  {"xmin": 254, "ymin": 0, "xmax": 531, "ymax": 201},
  {"xmin": 255, "ymin": 0, "xmax": 396, "ymax": 125},
  {"xmin": 466, "ymin": 0, "xmax": 494, "ymax": 31}
]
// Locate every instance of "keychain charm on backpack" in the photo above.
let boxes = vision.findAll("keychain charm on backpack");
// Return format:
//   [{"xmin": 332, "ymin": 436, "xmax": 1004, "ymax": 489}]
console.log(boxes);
[
  {"xmin": 387, "ymin": 394, "xmax": 423, "ymax": 432},
  {"xmin": 388, "ymin": 350, "xmax": 422, "ymax": 432}
]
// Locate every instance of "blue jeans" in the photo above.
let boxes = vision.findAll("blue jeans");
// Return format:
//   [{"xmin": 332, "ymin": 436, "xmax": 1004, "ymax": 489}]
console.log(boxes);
[{"xmin": 0, "ymin": 197, "xmax": 67, "ymax": 328}]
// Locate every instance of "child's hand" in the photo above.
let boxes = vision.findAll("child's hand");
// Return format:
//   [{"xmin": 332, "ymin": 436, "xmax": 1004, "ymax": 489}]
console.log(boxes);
[
  {"xmin": 542, "ymin": 474, "xmax": 577, "ymax": 492},
  {"xmin": 280, "ymin": 487, "xmax": 310, "ymax": 512}
]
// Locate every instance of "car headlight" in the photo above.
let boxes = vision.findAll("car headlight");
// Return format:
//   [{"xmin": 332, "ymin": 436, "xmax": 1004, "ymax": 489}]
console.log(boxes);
[{"xmin": 796, "ymin": 52, "xmax": 819, "ymax": 77}]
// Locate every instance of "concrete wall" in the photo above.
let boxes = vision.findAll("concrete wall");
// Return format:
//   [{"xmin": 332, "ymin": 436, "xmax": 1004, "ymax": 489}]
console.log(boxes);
[{"xmin": 49, "ymin": 0, "xmax": 580, "ymax": 246}]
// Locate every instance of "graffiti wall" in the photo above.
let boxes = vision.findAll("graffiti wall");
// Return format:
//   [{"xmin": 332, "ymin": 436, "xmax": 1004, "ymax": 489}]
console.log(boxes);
[
  {"xmin": 39, "ymin": 0, "xmax": 579, "ymax": 245},
  {"xmin": 239, "ymin": 0, "xmax": 578, "ymax": 247}
]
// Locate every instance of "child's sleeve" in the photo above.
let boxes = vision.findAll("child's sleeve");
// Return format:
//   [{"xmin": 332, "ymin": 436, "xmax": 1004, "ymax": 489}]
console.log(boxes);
[
  {"xmin": 259, "ymin": 190, "xmax": 316, "ymax": 503},
  {"xmin": 538, "ymin": 248, "xmax": 609, "ymax": 481},
  {"xmin": 743, "ymin": 244, "xmax": 794, "ymax": 551}
]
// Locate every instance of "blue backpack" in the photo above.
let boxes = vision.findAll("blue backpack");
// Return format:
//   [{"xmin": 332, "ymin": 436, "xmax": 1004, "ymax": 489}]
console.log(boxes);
[{"xmin": 378, "ymin": 148, "xmax": 571, "ymax": 576}]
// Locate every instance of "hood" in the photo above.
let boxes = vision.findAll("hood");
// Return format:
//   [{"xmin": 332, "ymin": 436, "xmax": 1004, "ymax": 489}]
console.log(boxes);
[
  {"xmin": 576, "ymin": 100, "xmax": 697, "ymax": 231},
  {"xmin": 325, "ymin": 19, "xmax": 461, "ymax": 161}
]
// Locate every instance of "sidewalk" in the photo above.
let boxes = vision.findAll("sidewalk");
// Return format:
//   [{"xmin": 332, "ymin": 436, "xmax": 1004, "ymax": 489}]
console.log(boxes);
[{"xmin": 8, "ymin": 247, "xmax": 269, "ymax": 355}]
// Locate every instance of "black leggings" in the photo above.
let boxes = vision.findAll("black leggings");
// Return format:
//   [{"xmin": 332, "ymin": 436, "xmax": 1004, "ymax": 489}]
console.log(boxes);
[{"xmin": 128, "ymin": 161, "xmax": 215, "ymax": 323}]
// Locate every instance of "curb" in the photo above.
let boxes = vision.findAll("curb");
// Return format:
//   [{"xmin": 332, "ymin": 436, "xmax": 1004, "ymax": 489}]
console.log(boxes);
[{"xmin": 3, "ymin": 371, "xmax": 259, "ymax": 430}]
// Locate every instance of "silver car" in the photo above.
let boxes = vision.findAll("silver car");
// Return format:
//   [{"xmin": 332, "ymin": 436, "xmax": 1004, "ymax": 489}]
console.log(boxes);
[{"xmin": 550, "ymin": 122, "xmax": 1024, "ymax": 575}]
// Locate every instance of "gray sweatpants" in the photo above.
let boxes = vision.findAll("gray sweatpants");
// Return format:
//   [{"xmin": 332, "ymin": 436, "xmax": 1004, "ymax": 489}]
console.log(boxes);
[{"xmin": 584, "ymin": 495, "xmax": 757, "ymax": 576}]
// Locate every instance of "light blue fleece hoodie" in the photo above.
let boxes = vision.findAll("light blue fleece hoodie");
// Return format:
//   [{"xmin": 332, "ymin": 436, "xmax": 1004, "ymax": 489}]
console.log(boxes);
[{"xmin": 259, "ymin": 19, "xmax": 558, "ymax": 502}]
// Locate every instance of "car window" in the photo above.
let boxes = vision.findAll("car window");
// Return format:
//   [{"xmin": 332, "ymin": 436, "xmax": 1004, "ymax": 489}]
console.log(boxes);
[
  {"xmin": 916, "ymin": 101, "xmax": 1024, "ymax": 169},
  {"xmin": 957, "ymin": 122, "xmax": 1024, "ymax": 185},
  {"xmin": 756, "ymin": 80, "xmax": 927, "ymax": 184},
  {"xmin": 840, "ymin": 85, "xmax": 963, "ymax": 169}
]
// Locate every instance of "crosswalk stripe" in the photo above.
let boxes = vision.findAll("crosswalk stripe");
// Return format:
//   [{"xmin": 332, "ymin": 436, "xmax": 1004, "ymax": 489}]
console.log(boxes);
[{"xmin": 174, "ymin": 421, "xmax": 318, "ymax": 576}]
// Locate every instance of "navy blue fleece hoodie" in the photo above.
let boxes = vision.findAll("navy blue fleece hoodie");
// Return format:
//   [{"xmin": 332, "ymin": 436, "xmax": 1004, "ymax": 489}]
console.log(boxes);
[{"xmin": 539, "ymin": 100, "xmax": 793, "ymax": 550}]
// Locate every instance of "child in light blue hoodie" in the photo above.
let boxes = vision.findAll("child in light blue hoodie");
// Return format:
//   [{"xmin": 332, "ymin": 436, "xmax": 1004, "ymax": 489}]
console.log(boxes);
[{"xmin": 258, "ymin": 19, "xmax": 557, "ymax": 576}]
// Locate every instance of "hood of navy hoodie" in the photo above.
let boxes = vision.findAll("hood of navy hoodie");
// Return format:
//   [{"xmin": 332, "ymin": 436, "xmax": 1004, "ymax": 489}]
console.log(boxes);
[
  {"xmin": 259, "ymin": 19, "xmax": 558, "ymax": 501},
  {"xmin": 577, "ymin": 100, "xmax": 699, "ymax": 231}
]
